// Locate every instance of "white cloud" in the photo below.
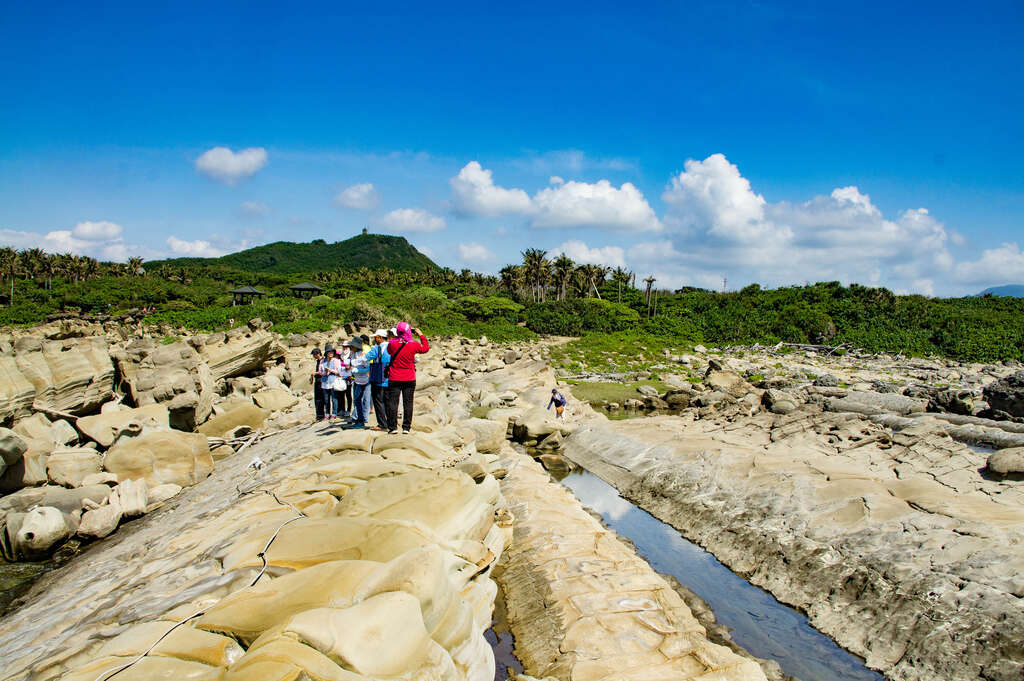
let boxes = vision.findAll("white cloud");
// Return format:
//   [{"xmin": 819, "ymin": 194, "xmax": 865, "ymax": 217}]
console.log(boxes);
[
  {"xmin": 376, "ymin": 208, "xmax": 445, "ymax": 233},
  {"xmin": 450, "ymin": 162, "xmax": 532, "ymax": 217},
  {"xmin": 195, "ymin": 146, "xmax": 268, "ymax": 185},
  {"xmin": 458, "ymin": 242, "xmax": 495, "ymax": 262},
  {"xmin": 663, "ymin": 153, "xmax": 774, "ymax": 240},
  {"xmin": 549, "ymin": 176, "xmax": 564, "ymax": 185},
  {"xmin": 628, "ymin": 240, "xmax": 682, "ymax": 263},
  {"xmin": 334, "ymin": 183, "xmax": 380, "ymax": 211},
  {"xmin": 550, "ymin": 239, "xmax": 626, "ymax": 268},
  {"xmin": 954, "ymin": 243, "xmax": 1024, "ymax": 286},
  {"xmin": 418, "ymin": 245, "xmax": 436, "ymax": 259},
  {"xmin": 166, "ymin": 236, "xmax": 227, "ymax": 257},
  {"xmin": 71, "ymin": 220, "xmax": 124, "ymax": 240},
  {"xmin": 239, "ymin": 201, "xmax": 268, "ymax": 216},
  {"xmin": 644, "ymin": 153, "xmax": 969, "ymax": 295},
  {"xmin": 0, "ymin": 223, "xmax": 147, "ymax": 262},
  {"xmin": 531, "ymin": 180, "xmax": 663, "ymax": 232}
]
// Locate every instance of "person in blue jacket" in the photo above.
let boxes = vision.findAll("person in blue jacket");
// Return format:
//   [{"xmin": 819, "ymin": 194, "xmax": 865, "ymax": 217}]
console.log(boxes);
[
  {"xmin": 547, "ymin": 388, "xmax": 567, "ymax": 419},
  {"xmin": 365, "ymin": 329, "xmax": 392, "ymax": 431}
]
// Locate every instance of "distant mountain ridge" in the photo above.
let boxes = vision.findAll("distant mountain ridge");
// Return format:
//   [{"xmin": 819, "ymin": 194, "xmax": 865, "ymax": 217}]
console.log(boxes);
[
  {"xmin": 148, "ymin": 233, "xmax": 438, "ymax": 274},
  {"xmin": 976, "ymin": 284, "xmax": 1024, "ymax": 298}
]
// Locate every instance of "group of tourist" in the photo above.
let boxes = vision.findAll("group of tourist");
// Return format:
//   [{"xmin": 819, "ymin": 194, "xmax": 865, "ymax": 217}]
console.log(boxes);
[{"xmin": 310, "ymin": 322, "xmax": 429, "ymax": 434}]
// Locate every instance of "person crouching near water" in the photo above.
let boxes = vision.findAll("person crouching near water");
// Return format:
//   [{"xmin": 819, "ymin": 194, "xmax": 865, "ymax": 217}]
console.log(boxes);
[
  {"xmin": 345, "ymin": 338, "xmax": 370, "ymax": 429},
  {"xmin": 365, "ymin": 329, "xmax": 391, "ymax": 431},
  {"xmin": 311, "ymin": 347, "xmax": 326, "ymax": 422},
  {"xmin": 321, "ymin": 345, "xmax": 343, "ymax": 420},
  {"xmin": 385, "ymin": 322, "xmax": 429, "ymax": 434},
  {"xmin": 548, "ymin": 388, "xmax": 567, "ymax": 419}
]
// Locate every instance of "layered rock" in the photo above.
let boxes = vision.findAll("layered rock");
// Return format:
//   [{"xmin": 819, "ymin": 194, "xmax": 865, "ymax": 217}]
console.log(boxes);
[
  {"xmin": 562, "ymin": 413, "xmax": 1024, "ymax": 681},
  {"xmin": 112, "ymin": 339, "xmax": 215, "ymax": 431},
  {"xmin": 198, "ymin": 328, "xmax": 284, "ymax": 382},
  {"xmin": 102, "ymin": 431, "xmax": 214, "ymax": 487},
  {"xmin": 0, "ymin": 336, "xmax": 113, "ymax": 422},
  {"xmin": 0, "ymin": 416, "xmax": 511, "ymax": 681},
  {"xmin": 499, "ymin": 452, "xmax": 765, "ymax": 680}
]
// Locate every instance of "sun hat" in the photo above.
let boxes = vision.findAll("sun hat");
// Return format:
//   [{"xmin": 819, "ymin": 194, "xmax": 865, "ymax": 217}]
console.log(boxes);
[
  {"xmin": 311, "ymin": 347, "xmax": 322, "ymax": 356},
  {"xmin": 373, "ymin": 328, "xmax": 388, "ymax": 338},
  {"xmin": 324, "ymin": 344, "xmax": 336, "ymax": 355},
  {"xmin": 347, "ymin": 338, "xmax": 364, "ymax": 352}
]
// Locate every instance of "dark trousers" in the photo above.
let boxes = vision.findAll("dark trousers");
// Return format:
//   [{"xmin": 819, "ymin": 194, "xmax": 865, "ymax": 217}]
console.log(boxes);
[
  {"xmin": 386, "ymin": 380, "xmax": 416, "ymax": 432},
  {"xmin": 313, "ymin": 384, "xmax": 326, "ymax": 420},
  {"xmin": 352, "ymin": 383, "xmax": 368, "ymax": 424},
  {"xmin": 371, "ymin": 383, "xmax": 389, "ymax": 430}
]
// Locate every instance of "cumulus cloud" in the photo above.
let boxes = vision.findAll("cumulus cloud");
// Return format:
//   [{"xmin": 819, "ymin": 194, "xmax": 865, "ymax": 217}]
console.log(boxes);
[
  {"xmin": 195, "ymin": 146, "xmax": 268, "ymax": 185},
  {"xmin": 531, "ymin": 180, "xmax": 662, "ymax": 232},
  {"xmin": 447, "ymin": 162, "xmax": 661, "ymax": 232},
  {"xmin": 550, "ymin": 239, "xmax": 626, "ymax": 268},
  {"xmin": 334, "ymin": 183, "xmax": 380, "ymax": 211},
  {"xmin": 0, "ymin": 222, "xmax": 143, "ymax": 262},
  {"xmin": 239, "ymin": 201, "xmax": 268, "ymax": 217},
  {"xmin": 71, "ymin": 220, "xmax": 124, "ymax": 240},
  {"xmin": 450, "ymin": 162, "xmax": 532, "ymax": 217},
  {"xmin": 644, "ymin": 153, "xmax": 973, "ymax": 294},
  {"xmin": 954, "ymin": 243, "xmax": 1024, "ymax": 286},
  {"xmin": 458, "ymin": 242, "xmax": 495, "ymax": 262},
  {"xmin": 166, "ymin": 236, "xmax": 228, "ymax": 257},
  {"xmin": 376, "ymin": 208, "xmax": 445, "ymax": 233}
]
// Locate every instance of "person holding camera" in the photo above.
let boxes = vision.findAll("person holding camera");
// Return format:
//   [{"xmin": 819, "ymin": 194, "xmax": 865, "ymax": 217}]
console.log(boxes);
[{"xmin": 385, "ymin": 322, "xmax": 430, "ymax": 434}]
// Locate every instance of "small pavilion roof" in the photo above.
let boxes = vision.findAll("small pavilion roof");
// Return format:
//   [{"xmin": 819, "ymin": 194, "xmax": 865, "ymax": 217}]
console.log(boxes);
[
  {"xmin": 288, "ymin": 282, "xmax": 323, "ymax": 291},
  {"xmin": 229, "ymin": 285, "xmax": 265, "ymax": 295}
]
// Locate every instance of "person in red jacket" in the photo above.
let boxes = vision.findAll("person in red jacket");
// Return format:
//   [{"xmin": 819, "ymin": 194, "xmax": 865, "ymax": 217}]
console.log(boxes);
[{"xmin": 385, "ymin": 321, "xmax": 430, "ymax": 434}]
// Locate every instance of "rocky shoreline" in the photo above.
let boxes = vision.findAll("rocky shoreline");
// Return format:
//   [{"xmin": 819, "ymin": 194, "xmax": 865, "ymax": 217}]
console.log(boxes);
[
  {"xmin": 557, "ymin": 346, "xmax": 1024, "ymax": 681},
  {"xmin": 0, "ymin": 320, "xmax": 1021, "ymax": 680}
]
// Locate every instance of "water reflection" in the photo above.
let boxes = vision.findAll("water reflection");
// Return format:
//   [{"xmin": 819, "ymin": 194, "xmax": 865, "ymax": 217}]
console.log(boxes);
[{"xmin": 561, "ymin": 470, "xmax": 885, "ymax": 681}]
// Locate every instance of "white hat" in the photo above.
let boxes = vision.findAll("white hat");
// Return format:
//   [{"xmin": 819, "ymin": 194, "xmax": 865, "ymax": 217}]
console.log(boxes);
[
  {"xmin": 373, "ymin": 328, "xmax": 388, "ymax": 338},
  {"xmin": 389, "ymin": 327, "xmax": 398, "ymax": 336}
]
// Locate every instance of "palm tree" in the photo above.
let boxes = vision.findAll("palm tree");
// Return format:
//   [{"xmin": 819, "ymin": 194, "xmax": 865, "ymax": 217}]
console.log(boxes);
[
  {"xmin": 0, "ymin": 248, "xmax": 18, "ymax": 305},
  {"xmin": 127, "ymin": 256, "xmax": 144, "ymax": 276},
  {"xmin": 40, "ymin": 253, "xmax": 58, "ymax": 290},
  {"xmin": 22, "ymin": 248, "xmax": 45, "ymax": 283},
  {"xmin": 551, "ymin": 254, "xmax": 575, "ymax": 301},
  {"xmin": 520, "ymin": 248, "xmax": 550, "ymax": 302},
  {"xmin": 643, "ymin": 276, "xmax": 656, "ymax": 305},
  {"xmin": 611, "ymin": 267, "xmax": 631, "ymax": 303}
]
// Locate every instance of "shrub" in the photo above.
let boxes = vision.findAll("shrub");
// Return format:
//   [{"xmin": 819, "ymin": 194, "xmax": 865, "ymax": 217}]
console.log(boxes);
[{"xmin": 525, "ymin": 299, "xmax": 640, "ymax": 335}]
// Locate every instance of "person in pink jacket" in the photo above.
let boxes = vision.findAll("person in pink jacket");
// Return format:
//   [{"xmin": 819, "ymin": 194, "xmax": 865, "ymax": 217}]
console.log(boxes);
[{"xmin": 384, "ymin": 322, "xmax": 430, "ymax": 434}]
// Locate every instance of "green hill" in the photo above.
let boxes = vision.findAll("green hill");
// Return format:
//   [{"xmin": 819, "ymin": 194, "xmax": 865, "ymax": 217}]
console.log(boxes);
[{"xmin": 148, "ymin": 233, "xmax": 438, "ymax": 274}]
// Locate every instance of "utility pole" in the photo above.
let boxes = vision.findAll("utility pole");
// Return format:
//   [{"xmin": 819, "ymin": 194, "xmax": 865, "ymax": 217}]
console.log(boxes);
[{"xmin": 722, "ymin": 277, "xmax": 727, "ymax": 293}]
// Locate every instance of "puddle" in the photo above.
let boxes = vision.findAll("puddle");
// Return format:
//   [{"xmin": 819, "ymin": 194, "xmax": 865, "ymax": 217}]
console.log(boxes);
[
  {"xmin": 0, "ymin": 561, "xmax": 52, "ymax": 614},
  {"xmin": 484, "ymin": 567, "xmax": 523, "ymax": 680},
  {"xmin": 560, "ymin": 469, "xmax": 885, "ymax": 681}
]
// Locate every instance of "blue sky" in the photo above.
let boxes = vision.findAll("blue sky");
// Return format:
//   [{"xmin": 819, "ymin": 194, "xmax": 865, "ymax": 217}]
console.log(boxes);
[{"xmin": 1, "ymin": 1, "xmax": 1022, "ymax": 295}]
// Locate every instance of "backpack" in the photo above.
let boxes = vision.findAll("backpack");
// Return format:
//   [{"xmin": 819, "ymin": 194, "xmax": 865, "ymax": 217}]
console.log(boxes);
[
  {"xmin": 368, "ymin": 347, "xmax": 389, "ymax": 384},
  {"xmin": 385, "ymin": 342, "xmax": 408, "ymax": 381}
]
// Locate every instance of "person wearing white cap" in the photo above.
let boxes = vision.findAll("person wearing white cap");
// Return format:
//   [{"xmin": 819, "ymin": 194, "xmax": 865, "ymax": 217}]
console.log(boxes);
[{"xmin": 364, "ymin": 329, "xmax": 392, "ymax": 431}]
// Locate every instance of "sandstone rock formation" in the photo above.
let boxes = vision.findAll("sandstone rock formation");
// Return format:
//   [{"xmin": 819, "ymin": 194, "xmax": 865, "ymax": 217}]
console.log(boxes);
[
  {"xmin": 0, "ymin": 336, "xmax": 113, "ymax": 422},
  {"xmin": 983, "ymin": 369, "xmax": 1024, "ymax": 417},
  {"xmin": 102, "ymin": 430, "xmax": 213, "ymax": 487},
  {"xmin": 112, "ymin": 339, "xmax": 215, "ymax": 431}
]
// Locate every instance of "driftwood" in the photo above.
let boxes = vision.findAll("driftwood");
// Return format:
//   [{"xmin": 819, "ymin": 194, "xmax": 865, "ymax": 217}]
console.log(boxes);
[{"xmin": 206, "ymin": 430, "xmax": 271, "ymax": 452}]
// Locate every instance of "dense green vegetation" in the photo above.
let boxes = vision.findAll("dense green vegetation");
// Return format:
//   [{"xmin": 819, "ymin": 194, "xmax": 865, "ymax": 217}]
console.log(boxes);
[
  {"xmin": 0, "ymin": 240, "xmax": 1021, "ymax": 363},
  {"xmin": 147, "ymin": 234, "xmax": 438, "ymax": 274}
]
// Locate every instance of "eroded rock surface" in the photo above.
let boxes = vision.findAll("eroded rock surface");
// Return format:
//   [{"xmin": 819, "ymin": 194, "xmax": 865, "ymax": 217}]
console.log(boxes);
[{"xmin": 563, "ymin": 411, "xmax": 1024, "ymax": 681}]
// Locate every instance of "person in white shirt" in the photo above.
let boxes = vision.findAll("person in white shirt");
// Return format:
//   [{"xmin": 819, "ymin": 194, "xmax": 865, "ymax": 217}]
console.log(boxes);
[{"xmin": 346, "ymin": 338, "xmax": 370, "ymax": 429}]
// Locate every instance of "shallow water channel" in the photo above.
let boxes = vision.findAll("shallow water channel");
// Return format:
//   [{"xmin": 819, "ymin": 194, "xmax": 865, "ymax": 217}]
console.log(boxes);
[{"xmin": 559, "ymin": 469, "xmax": 885, "ymax": 681}]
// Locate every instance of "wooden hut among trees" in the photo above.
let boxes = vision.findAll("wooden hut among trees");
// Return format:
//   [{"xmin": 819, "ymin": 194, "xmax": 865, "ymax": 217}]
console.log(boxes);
[
  {"xmin": 229, "ymin": 285, "xmax": 265, "ymax": 306},
  {"xmin": 288, "ymin": 282, "xmax": 324, "ymax": 299}
]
